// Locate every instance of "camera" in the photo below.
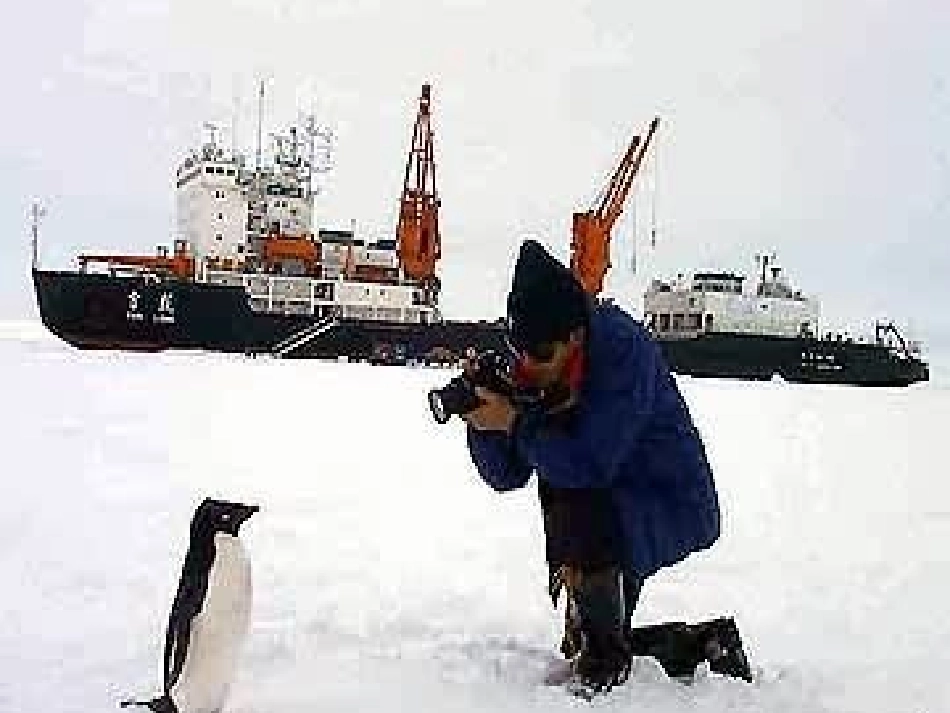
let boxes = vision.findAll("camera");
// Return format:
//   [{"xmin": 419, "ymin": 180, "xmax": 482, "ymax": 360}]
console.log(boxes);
[{"xmin": 428, "ymin": 350, "xmax": 537, "ymax": 424}]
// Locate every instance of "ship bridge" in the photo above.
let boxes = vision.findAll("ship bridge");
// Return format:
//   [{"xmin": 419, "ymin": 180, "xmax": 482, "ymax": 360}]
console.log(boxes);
[{"xmin": 645, "ymin": 260, "xmax": 820, "ymax": 339}]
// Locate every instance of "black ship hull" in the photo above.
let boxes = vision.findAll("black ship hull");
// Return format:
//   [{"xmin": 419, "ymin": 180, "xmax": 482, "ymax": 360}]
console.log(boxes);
[
  {"xmin": 32, "ymin": 269, "xmax": 507, "ymax": 360},
  {"xmin": 33, "ymin": 269, "xmax": 929, "ymax": 385},
  {"xmin": 656, "ymin": 332, "xmax": 928, "ymax": 387}
]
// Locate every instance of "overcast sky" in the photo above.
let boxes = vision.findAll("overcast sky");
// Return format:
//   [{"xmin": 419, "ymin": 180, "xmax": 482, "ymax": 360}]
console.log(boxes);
[{"xmin": 3, "ymin": 0, "xmax": 948, "ymax": 354}]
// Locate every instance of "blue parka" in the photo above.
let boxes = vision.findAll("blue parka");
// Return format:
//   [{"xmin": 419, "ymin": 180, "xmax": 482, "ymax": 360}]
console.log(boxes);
[{"xmin": 467, "ymin": 303, "xmax": 720, "ymax": 578}]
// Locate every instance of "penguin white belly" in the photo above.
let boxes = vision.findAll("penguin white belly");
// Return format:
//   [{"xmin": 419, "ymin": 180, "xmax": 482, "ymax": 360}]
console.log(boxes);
[{"xmin": 171, "ymin": 533, "xmax": 252, "ymax": 713}]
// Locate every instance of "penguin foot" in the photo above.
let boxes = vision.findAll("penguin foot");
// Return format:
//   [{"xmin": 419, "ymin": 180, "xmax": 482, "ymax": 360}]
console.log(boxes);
[{"xmin": 119, "ymin": 695, "xmax": 178, "ymax": 713}]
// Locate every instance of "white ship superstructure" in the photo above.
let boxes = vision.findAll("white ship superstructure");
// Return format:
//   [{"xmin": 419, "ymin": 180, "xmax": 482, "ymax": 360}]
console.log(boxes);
[
  {"xmin": 173, "ymin": 121, "xmax": 438, "ymax": 324},
  {"xmin": 645, "ymin": 257, "xmax": 820, "ymax": 339},
  {"xmin": 175, "ymin": 140, "xmax": 246, "ymax": 265}
]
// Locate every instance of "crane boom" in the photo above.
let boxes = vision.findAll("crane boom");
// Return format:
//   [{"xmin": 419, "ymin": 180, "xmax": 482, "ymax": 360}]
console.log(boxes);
[
  {"xmin": 396, "ymin": 84, "xmax": 441, "ymax": 284},
  {"xmin": 570, "ymin": 116, "xmax": 660, "ymax": 295}
]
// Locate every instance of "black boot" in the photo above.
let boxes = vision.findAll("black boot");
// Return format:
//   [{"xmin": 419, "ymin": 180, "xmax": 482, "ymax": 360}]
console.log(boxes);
[
  {"xmin": 566, "ymin": 568, "xmax": 632, "ymax": 698},
  {"xmin": 626, "ymin": 617, "xmax": 753, "ymax": 683},
  {"xmin": 702, "ymin": 617, "xmax": 753, "ymax": 682}
]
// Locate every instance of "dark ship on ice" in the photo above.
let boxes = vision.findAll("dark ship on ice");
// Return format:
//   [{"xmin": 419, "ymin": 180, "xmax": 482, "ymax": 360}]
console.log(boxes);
[
  {"xmin": 644, "ymin": 255, "xmax": 927, "ymax": 386},
  {"xmin": 31, "ymin": 85, "xmax": 927, "ymax": 386},
  {"xmin": 33, "ymin": 85, "xmax": 507, "ymax": 364}
]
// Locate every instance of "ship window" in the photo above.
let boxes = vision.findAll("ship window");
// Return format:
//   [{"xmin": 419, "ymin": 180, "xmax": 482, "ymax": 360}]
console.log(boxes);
[
  {"xmin": 215, "ymin": 234, "xmax": 223, "ymax": 241},
  {"xmin": 205, "ymin": 167, "xmax": 214, "ymax": 174},
  {"xmin": 705, "ymin": 314, "xmax": 714, "ymax": 331},
  {"xmin": 237, "ymin": 245, "xmax": 244, "ymax": 253},
  {"xmin": 672, "ymin": 313, "xmax": 685, "ymax": 330},
  {"xmin": 227, "ymin": 169, "xmax": 235, "ymax": 176},
  {"xmin": 689, "ymin": 314, "xmax": 702, "ymax": 330},
  {"xmin": 217, "ymin": 213, "xmax": 224, "ymax": 220},
  {"xmin": 216, "ymin": 167, "xmax": 225, "ymax": 174},
  {"xmin": 659, "ymin": 313, "xmax": 670, "ymax": 331}
]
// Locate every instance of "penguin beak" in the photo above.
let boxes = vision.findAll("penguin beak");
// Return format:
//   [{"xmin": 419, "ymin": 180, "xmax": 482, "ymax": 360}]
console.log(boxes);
[{"xmin": 237, "ymin": 504, "xmax": 260, "ymax": 526}]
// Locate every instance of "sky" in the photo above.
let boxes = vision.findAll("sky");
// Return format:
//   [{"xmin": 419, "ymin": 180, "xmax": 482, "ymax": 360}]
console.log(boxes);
[{"xmin": 3, "ymin": 0, "xmax": 948, "ymax": 354}]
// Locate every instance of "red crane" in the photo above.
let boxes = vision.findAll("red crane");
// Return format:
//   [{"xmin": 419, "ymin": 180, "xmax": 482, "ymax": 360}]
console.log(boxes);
[
  {"xmin": 396, "ymin": 84, "xmax": 441, "ymax": 284},
  {"xmin": 570, "ymin": 116, "xmax": 660, "ymax": 296}
]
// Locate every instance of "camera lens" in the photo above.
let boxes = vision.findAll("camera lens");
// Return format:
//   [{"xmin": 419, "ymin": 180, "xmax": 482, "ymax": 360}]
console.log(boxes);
[{"xmin": 427, "ymin": 389, "xmax": 450, "ymax": 424}]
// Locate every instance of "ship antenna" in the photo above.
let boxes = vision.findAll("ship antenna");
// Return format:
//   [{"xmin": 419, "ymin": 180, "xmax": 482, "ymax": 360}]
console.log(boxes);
[
  {"xmin": 650, "ymin": 128, "xmax": 658, "ymax": 248},
  {"xmin": 30, "ymin": 201, "xmax": 46, "ymax": 271},
  {"xmin": 255, "ymin": 79, "xmax": 265, "ymax": 174},
  {"xmin": 203, "ymin": 121, "xmax": 220, "ymax": 149},
  {"xmin": 231, "ymin": 86, "xmax": 240, "ymax": 157},
  {"xmin": 300, "ymin": 113, "xmax": 336, "ymax": 197}
]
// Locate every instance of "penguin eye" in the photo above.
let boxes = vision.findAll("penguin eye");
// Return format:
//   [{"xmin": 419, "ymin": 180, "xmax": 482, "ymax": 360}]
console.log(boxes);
[{"xmin": 222, "ymin": 513, "xmax": 231, "ymax": 521}]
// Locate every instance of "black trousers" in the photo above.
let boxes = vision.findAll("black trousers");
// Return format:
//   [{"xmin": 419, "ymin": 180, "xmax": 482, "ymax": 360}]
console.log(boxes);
[
  {"xmin": 539, "ymin": 481, "xmax": 621, "ymax": 570},
  {"xmin": 539, "ymin": 481, "xmax": 645, "ymax": 625}
]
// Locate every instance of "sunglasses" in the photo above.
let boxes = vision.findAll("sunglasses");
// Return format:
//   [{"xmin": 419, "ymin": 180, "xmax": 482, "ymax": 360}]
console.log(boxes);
[{"xmin": 505, "ymin": 335, "xmax": 558, "ymax": 362}]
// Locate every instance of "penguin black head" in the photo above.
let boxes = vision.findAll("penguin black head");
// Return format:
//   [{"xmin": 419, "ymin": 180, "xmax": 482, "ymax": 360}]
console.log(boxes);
[{"xmin": 190, "ymin": 498, "xmax": 259, "ymax": 540}]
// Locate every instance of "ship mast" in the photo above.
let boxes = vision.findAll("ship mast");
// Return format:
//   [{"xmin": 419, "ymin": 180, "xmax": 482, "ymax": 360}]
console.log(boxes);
[
  {"xmin": 30, "ymin": 201, "xmax": 46, "ymax": 271},
  {"xmin": 255, "ymin": 79, "xmax": 265, "ymax": 174}
]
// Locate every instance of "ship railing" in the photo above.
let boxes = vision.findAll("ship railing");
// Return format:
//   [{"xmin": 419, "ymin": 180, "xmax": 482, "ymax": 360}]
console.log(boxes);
[
  {"xmin": 272, "ymin": 316, "xmax": 339, "ymax": 358},
  {"xmin": 650, "ymin": 327, "xmax": 705, "ymax": 340},
  {"xmin": 204, "ymin": 269, "xmax": 438, "ymax": 325}
]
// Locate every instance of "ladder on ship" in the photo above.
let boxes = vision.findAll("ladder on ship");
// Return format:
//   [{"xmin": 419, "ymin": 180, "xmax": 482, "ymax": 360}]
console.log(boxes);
[{"xmin": 272, "ymin": 316, "xmax": 339, "ymax": 358}]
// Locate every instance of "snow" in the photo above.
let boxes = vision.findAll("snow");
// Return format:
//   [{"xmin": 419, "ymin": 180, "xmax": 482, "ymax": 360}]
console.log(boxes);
[{"xmin": 2, "ymin": 324, "xmax": 948, "ymax": 713}]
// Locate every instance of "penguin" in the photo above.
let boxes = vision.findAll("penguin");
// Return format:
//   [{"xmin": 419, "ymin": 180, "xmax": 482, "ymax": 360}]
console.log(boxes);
[{"xmin": 121, "ymin": 498, "xmax": 259, "ymax": 713}]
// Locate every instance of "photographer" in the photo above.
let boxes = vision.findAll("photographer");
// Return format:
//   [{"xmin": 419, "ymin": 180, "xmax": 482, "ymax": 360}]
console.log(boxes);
[{"xmin": 462, "ymin": 240, "xmax": 723, "ymax": 696}]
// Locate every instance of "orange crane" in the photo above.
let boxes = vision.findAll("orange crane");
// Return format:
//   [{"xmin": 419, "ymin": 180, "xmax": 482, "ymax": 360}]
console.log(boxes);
[
  {"xmin": 570, "ymin": 116, "xmax": 660, "ymax": 296},
  {"xmin": 396, "ymin": 84, "xmax": 441, "ymax": 285}
]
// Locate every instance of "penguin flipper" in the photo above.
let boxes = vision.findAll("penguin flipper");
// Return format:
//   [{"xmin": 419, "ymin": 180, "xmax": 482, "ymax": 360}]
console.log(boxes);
[
  {"xmin": 164, "ymin": 616, "xmax": 194, "ymax": 694},
  {"xmin": 119, "ymin": 694, "xmax": 178, "ymax": 713},
  {"xmin": 164, "ymin": 548, "xmax": 212, "ymax": 692}
]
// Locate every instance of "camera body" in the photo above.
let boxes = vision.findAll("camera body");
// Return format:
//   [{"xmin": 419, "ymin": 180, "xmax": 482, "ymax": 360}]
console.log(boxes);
[{"xmin": 428, "ymin": 350, "xmax": 540, "ymax": 424}]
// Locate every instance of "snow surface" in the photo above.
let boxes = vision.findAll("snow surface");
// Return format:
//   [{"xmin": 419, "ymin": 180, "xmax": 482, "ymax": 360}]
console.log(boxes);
[{"xmin": 2, "ymin": 324, "xmax": 948, "ymax": 713}]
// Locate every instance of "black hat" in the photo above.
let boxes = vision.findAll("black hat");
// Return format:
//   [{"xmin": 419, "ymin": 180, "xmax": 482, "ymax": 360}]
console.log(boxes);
[{"xmin": 506, "ymin": 240, "xmax": 589, "ymax": 354}]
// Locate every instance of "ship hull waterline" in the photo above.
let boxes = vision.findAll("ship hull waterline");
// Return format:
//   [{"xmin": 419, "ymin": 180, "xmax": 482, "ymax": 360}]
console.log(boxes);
[{"xmin": 33, "ymin": 269, "xmax": 929, "ymax": 385}]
